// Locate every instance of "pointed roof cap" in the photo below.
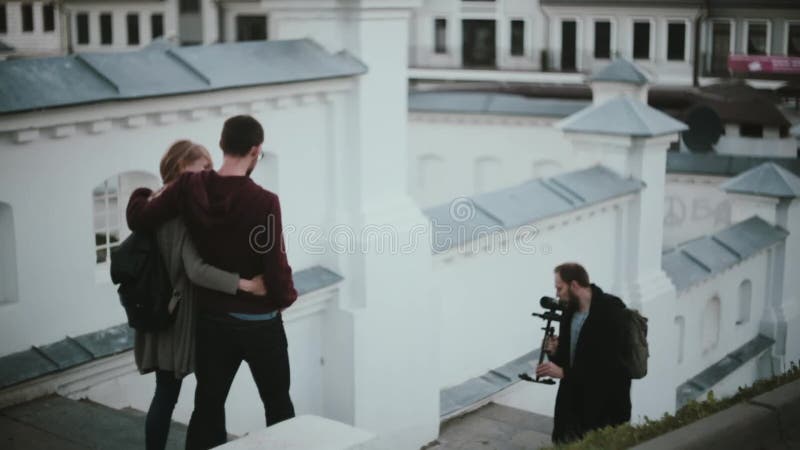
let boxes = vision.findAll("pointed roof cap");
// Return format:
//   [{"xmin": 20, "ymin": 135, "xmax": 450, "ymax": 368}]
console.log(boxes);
[
  {"xmin": 589, "ymin": 58, "xmax": 649, "ymax": 85},
  {"xmin": 557, "ymin": 96, "xmax": 687, "ymax": 137},
  {"xmin": 721, "ymin": 162, "xmax": 800, "ymax": 199}
]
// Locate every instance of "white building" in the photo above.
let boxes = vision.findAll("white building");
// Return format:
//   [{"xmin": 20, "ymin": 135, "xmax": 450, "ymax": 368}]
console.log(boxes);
[{"xmin": 1, "ymin": 4, "xmax": 800, "ymax": 450}]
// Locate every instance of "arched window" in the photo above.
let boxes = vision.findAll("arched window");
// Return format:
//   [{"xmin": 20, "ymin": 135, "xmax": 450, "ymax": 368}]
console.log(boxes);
[
  {"xmin": 675, "ymin": 315, "xmax": 685, "ymax": 363},
  {"xmin": 418, "ymin": 154, "xmax": 444, "ymax": 191},
  {"xmin": 532, "ymin": 160, "xmax": 562, "ymax": 179},
  {"xmin": 93, "ymin": 172, "xmax": 160, "ymax": 264},
  {"xmin": 474, "ymin": 157, "xmax": 501, "ymax": 193},
  {"xmin": 737, "ymin": 280, "xmax": 752, "ymax": 325},
  {"xmin": 0, "ymin": 202, "xmax": 18, "ymax": 304},
  {"xmin": 702, "ymin": 297, "xmax": 721, "ymax": 354}
]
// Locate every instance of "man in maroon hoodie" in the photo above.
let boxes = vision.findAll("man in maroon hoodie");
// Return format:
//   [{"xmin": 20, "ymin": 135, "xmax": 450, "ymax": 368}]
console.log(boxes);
[{"xmin": 127, "ymin": 115, "xmax": 298, "ymax": 450}]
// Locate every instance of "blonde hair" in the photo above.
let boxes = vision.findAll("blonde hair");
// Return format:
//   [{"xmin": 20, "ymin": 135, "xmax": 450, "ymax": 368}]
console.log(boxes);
[{"xmin": 159, "ymin": 140, "xmax": 212, "ymax": 184}]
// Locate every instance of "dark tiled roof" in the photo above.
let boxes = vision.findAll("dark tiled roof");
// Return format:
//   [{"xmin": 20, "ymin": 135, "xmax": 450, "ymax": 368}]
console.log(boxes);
[
  {"xmin": 0, "ymin": 265, "xmax": 343, "ymax": 389},
  {"xmin": 426, "ymin": 166, "xmax": 644, "ymax": 253},
  {"xmin": 0, "ymin": 39, "xmax": 366, "ymax": 114},
  {"xmin": 676, "ymin": 334, "xmax": 774, "ymax": 408},
  {"xmin": 663, "ymin": 217, "xmax": 788, "ymax": 293},
  {"xmin": 666, "ymin": 153, "xmax": 800, "ymax": 177}
]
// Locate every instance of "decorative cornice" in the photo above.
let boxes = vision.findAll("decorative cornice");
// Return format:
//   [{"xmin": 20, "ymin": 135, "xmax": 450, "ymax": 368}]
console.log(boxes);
[{"xmin": 409, "ymin": 112, "xmax": 558, "ymax": 128}]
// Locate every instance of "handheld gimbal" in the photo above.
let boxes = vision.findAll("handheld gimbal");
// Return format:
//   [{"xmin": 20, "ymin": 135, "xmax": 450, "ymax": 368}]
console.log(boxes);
[{"xmin": 518, "ymin": 296, "xmax": 564, "ymax": 386}]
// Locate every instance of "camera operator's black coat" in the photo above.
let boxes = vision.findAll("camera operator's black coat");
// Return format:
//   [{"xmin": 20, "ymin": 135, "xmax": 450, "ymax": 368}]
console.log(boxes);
[{"xmin": 549, "ymin": 284, "xmax": 632, "ymax": 443}]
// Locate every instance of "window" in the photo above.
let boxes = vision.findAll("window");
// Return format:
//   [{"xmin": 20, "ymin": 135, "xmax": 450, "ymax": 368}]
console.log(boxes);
[
  {"xmin": 561, "ymin": 20, "xmax": 577, "ymax": 71},
  {"xmin": 711, "ymin": 21, "xmax": 732, "ymax": 75},
  {"xmin": 740, "ymin": 123, "xmax": 763, "ymax": 138},
  {"xmin": 151, "ymin": 13, "xmax": 164, "ymax": 39},
  {"xmin": 127, "ymin": 13, "xmax": 140, "ymax": 45},
  {"xmin": 737, "ymin": 280, "xmax": 752, "ymax": 325},
  {"xmin": 633, "ymin": 21, "xmax": 650, "ymax": 59},
  {"xmin": 511, "ymin": 20, "xmax": 524, "ymax": 56},
  {"xmin": 667, "ymin": 22, "xmax": 686, "ymax": 61},
  {"xmin": 236, "ymin": 15, "xmax": 267, "ymax": 41},
  {"xmin": 675, "ymin": 316, "xmax": 685, "ymax": 363},
  {"xmin": 789, "ymin": 24, "xmax": 800, "ymax": 57},
  {"xmin": 180, "ymin": 0, "xmax": 200, "ymax": 13},
  {"xmin": 76, "ymin": 13, "xmax": 89, "ymax": 45},
  {"xmin": 22, "ymin": 3, "xmax": 34, "ymax": 32},
  {"xmin": 747, "ymin": 22, "xmax": 768, "ymax": 55},
  {"xmin": 0, "ymin": 4, "xmax": 6, "ymax": 34},
  {"xmin": 100, "ymin": 13, "xmax": 112, "ymax": 45},
  {"xmin": 435, "ymin": 18, "xmax": 447, "ymax": 54},
  {"xmin": 0, "ymin": 202, "xmax": 18, "ymax": 304},
  {"xmin": 702, "ymin": 297, "xmax": 721, "ymax": 354},
  {"xmin": 43, "ymin": 3, "xmax": 55, "ymax": 32},
  {"xmin": 594, "ymin": 21, "xmax": 611, "ymax": 59},
  {"xmin": 93, "ymin": 173, "xmax": 159, "ymax": 265},
  {"xmin": 463, "ymin": 20, "xmax": 497, "ymax": 68}
]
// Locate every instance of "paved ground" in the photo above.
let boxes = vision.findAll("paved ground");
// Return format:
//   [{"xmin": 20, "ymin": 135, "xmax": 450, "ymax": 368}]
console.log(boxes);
[
  {"xmin": 1, "ymin": 395, "xmax": 187, "ymax": 450},
  {"xmin": 424, "ymin": 403, "xmax": 553, "ymax": 450}
]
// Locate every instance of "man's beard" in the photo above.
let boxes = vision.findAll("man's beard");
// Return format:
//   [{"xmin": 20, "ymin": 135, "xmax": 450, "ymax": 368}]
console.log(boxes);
[{"xmin": 566, "ymin": 289, "xmax": 580, "ymax": 308}]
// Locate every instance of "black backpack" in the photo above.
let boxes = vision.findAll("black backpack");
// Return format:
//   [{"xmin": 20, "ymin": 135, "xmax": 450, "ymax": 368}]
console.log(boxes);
[
  {"xmin": 620, "ymin": 308, "xmax": 649, "ymax": 379},
  {"xmin": 110, "ymin": 231, "xmax": 174, "ymax": 331}
]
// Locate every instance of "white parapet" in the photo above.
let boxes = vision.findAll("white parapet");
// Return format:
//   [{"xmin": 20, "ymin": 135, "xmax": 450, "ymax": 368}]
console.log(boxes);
[{"xmin": 214, "ymin": 415, "xmax": 377, "ymax": 450}]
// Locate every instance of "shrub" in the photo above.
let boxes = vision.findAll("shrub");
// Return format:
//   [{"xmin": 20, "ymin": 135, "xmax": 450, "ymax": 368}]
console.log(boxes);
[{"xmin": 544, "ymin": 361, "xmax": 800, "ymax": 450}]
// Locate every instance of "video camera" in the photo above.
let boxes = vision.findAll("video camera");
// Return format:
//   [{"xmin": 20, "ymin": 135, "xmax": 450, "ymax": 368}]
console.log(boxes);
[{"xmin": 518, "ymin": 296, "xmax": 565, "ymax": 385}]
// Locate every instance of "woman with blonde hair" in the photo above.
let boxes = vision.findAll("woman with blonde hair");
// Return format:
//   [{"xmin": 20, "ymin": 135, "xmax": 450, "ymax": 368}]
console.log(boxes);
[{"xmin": 135, "ymin": 140, "xmax": 265, "ymax": 450}]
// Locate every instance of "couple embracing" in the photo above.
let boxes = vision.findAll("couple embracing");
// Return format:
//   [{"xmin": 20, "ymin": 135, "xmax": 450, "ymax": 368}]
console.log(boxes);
[{"xmin": 126, "ymin": 115, "xmax": 297, "ymax": 450}]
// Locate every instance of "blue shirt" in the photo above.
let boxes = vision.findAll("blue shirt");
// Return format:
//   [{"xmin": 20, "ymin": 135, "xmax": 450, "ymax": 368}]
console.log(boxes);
[{"xmin": 570, "ymin": 310, "xmax": 589, "ymax": 367}]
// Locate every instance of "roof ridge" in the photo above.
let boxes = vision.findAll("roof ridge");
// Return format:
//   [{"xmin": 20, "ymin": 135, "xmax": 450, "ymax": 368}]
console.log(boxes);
[
  {"xmin": 166, "ymin": 48, "xmax": 212, "ymax": 86},
  {"xmin": 74, "ymin": 54, "xmax": 120, "ymax": 94}
]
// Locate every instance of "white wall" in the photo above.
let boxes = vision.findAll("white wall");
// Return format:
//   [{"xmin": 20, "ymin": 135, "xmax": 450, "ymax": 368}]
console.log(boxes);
[
  {"xmin": 673, "ymin": 255, "xmax": 771, "ymax": 384},
  {"xmin": 434, "ymin": 199, "xmax": 623, "ymax": 388},
  {"xmin": 408, "ymin": 113, "xmax": 574, "ymax": 208},
  {"xmin": 410, "ymin": 0, "xmax": 542, "ymax": 70},
  {"xmin": 715, "ymin": 132, "xmax": 797, "ymax": 158},
  {"xmin": 70, "ymin": 293, "xmax": 336, "ymax": 437},
  {"xmin": 66, "ymin": 0, "xmax": 178, "ymax": 52},
  {"xmin": 664, "ymin": 174, "xmax": 732, "ymax": 248},
  {"xmin": 1, "ymin": 1, "xmax": 63, "ymax": 56},
  {"xmin": 0, "ymin": 78, "xmax": 351, "ymax": 356},
  {"xmin": 542, "ymin": 5, "xmax": 697, "ymax": 82}
]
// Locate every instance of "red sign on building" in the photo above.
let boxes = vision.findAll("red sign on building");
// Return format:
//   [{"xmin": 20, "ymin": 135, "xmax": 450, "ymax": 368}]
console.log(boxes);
[{"xmin": 728, "ymin": 55, "xmax": 800, "ymax": 74}]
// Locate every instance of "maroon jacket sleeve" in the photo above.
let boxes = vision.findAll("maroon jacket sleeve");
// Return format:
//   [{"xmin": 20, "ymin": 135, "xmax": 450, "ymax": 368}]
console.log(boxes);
[
  {"xmin": 262, "ymin": 195, "xmax": 298, "ymax": 309},
  {"xmin": 126, "ymin": 175, "xmax": 185, "ymax": 232}
]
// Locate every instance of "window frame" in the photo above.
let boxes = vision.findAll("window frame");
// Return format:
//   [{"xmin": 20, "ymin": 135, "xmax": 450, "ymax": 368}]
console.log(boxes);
[
  {"xmin": 21, "ymin": 3, "xmax": 34, "ymax": 33},
  {"xmin": 783, "ymin": 20, "xmax": 800, "ymax": 56},
  {"xmin": 434, "ymin": 17, "xmax": 447, "ymax": 54},
  {"xmin": 100, "ymin": 12, "xmax": 113, "ymax": 46},
  {"xmin": 76, "ymin": 12, "xmax": 90, "ymax": 45},
  {"xmin": 744, "ymin": 19, "xmax": 771, "ymax": 56},
  {"xmin": 592, "ymin": 18, "xmax": 614, "ymax": 60},
  {"xmin": 43, "ymin": 2, "xmax": 56, "ymax": 33},
  {"xmin": 666, "ymin": 18, "xmax": 690, "ymax": 62},
  {"xmin": 510, "ymin": 19, "xmax": 525, "ymax": 57},
  {"xmin": 127, "ymin": 12, "xmax": 140, "ymax": 46},
  {"xmin": 632, "ymin": 18, "xmax": 655, "ymax": 61}
]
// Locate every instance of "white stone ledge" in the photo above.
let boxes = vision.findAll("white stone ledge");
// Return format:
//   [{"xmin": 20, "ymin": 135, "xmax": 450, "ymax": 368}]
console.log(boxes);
[{"xmin": 214, "ymin": 415, "xmax": 376, "ymax": 450}]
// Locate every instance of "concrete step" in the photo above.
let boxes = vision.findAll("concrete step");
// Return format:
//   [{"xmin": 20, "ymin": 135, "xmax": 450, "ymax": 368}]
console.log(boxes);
[{"xmin": 1, "ymin": 395, "xmax": 187, "ymax": 450}]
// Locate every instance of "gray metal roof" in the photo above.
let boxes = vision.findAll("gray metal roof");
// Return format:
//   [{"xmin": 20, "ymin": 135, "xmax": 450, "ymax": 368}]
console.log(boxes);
[
  {"xmin": 0, "ymin": 39, "xmax": 14, "ymax": 53},
  {"xmin": 557, "ymin": 96, "xmax": 688, "ymax": 137},
  {"xmin": 676, "ymin": 334, "xmax": 774, "ymax": 408},
  {"xmin": 426, "ymin": 165, "xmax": 644, "ymax": 253},
  {"xmin": 441, "ymin": 350, "xmax": 537, "ymax": 418},
  {"xmin": 663, "ymin": 216, "xmax": 788, "ymax": 293},
  {"xmin": 721, "ymin": 162, "xmax": 800, "ymax": 199},
  {"xmin": 0, "ymin": 265, "xmax": 343, "ymax": 389},
  {"xmin": 409, "ymin": 91, "xmax": 590, "ymax": 118},
  {"xmin": 589, "ymin": 58, "xmax": 649, "ymax": 86},
  {"xmin": 0, "ymin": 39, "xmax": 366, "ymax": 115},
  {"xmin": 666, "ymin": 152, "xmax": 800, "ymax": 177}
]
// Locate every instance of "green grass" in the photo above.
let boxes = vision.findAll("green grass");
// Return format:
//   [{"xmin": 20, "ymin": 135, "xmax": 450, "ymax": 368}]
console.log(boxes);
[{"xmin": 544, "ymin": 361, "xmax": 800, "ymax": 450}]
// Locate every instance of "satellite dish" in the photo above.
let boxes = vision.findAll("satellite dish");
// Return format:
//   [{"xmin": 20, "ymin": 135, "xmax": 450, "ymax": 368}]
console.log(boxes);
[{"xmin": 682, "ymin": 105, "xmax": 723, "ymax": 153}]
